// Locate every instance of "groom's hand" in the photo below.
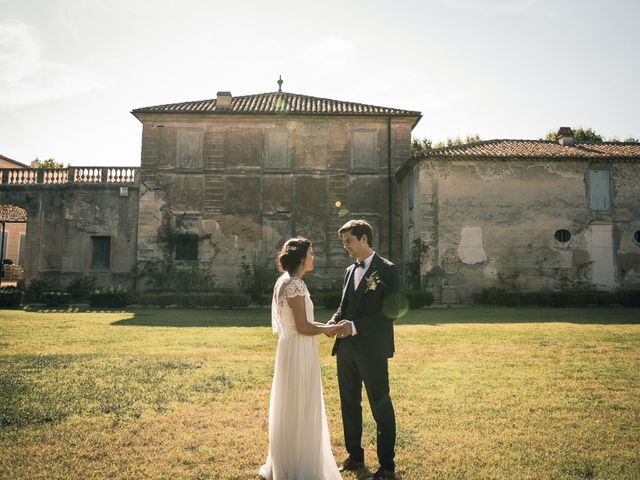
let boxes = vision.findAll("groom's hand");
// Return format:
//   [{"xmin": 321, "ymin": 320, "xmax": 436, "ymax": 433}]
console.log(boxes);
[{"xmin": 335, "ymin": 320, "xmax": 354, "ymax": 338}]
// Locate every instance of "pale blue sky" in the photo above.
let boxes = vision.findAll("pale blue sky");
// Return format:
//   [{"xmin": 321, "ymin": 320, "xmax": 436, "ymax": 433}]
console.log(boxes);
[{"xmin": 1, "ymin": 0, "xmax": 638, "ymax": 167}]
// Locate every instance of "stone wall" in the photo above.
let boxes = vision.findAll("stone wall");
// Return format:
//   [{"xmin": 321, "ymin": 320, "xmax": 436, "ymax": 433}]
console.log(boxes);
[
  {"xmin": 402, "ymin": 159, "xmax": 640, "ymax": 302},
  {"xmin": 0, "ymin": 183, "xmax": 139, "ymax": 289},
  {"xmin": 136, "ymin": 114, "xmax": 414, "ymax": 289}
]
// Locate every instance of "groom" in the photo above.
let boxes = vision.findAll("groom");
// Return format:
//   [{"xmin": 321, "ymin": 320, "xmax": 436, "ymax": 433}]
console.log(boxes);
[{"xmin": 327, "ymin": 219, "xmax": 401, "ymax": 480}]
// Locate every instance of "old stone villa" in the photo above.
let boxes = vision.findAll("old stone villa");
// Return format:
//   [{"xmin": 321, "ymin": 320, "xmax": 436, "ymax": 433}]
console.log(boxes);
[{"xmin": 1, "ymin": 84, "xmax": 639, "ymax": 301}]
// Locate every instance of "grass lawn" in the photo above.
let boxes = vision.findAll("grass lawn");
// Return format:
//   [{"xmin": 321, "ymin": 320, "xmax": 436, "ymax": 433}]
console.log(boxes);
[{"xmin": 1, "ymin": 307, "xmax": 639, "ymax": 479}]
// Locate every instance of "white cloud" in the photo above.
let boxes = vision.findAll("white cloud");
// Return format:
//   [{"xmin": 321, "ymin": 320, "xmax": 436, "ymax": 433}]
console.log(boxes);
[
  {"xmin": 440, "ymin": 0, "xmax": 547, "ymax": 15},
  {"xmin": 0, "ymin": 21, "xmax": 106, "ymax": 109},
  {"xmin": 306, "ymin": 36, "xmax": 355, "ymax": 75},
  {"xmin": 0, "ymin": 22, "xmax": 40, "ymax": 83}
]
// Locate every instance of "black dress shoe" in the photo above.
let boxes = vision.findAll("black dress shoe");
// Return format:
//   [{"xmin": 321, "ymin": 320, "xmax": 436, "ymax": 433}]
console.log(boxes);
[
  {"xmin": 370, "ymin": 467, "xmax": 396, "ymax": 479},
  {"xmin": 338, "ymin": 457, "xmax": 365, "ymax": 471}
]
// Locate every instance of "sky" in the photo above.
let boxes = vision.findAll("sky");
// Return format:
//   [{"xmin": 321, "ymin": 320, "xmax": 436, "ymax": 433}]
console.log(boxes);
[{"xmin": 1, "ymin": 0, "xmax": 639, "ymax": 167}]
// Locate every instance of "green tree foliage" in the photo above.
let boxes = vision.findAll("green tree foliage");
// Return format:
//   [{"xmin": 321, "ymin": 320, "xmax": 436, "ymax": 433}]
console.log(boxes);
[
  {"xmin": 410, "ymin": 138, "xmax": 432, "ymax": 159},
  {"xmin": 543, "ymin": 128, "xmax": 639, "ymax": 143},
  {"xmin": 433, "ymin": 134, "xmax": 481, "ymax": 150},
  {"xmin": 609, "ymin": 136, "xmax": 640, "ymax": 143},
  {"xmin": 411, "ymin": 135, "xmax": 481, "ymax": 158},
  {"xmin": 33, "ymin": 157, "xmax": 65, "ymax": 168}
]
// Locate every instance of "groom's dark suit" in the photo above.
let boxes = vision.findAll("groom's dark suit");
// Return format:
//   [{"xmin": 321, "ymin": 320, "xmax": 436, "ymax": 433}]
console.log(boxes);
[{"xmin": 331, "ymin": 253, "xmax": 401, "ymax": 472}]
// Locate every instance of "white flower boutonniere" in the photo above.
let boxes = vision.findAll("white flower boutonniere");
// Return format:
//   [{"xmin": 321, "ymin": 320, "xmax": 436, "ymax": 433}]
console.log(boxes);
[{"xmin": 365, "ymin": 271, "xmax": 382, "ymax": 292}]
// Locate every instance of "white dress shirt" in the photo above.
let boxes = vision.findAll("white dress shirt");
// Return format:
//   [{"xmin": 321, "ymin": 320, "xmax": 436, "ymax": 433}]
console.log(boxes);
[
  {"xmin": 354, "ymin": 251, "xmax": 375, "ymax": 290},
  {"xmin": 349, "ymin": 251, "xmax": 375, "ymax": 336}
]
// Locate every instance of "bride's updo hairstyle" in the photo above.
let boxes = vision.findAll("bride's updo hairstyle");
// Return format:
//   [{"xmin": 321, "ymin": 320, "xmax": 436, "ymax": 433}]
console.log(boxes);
[{"xmin": 277, "ymin": 237, "xmax": 312, "ymax": 274}]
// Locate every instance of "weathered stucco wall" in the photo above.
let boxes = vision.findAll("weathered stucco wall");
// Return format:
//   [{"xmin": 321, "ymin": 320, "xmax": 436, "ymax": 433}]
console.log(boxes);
[
  {"xmin": 136, "ymin": 114, "xmax": 414, "ymax": 289},
  {"xmin": 1, "ymin": 184, "xmax": 139, "ymax": 289},
  {"xmin": 402, "ymin": 159, "xmax": 640, "ymax": 302}
]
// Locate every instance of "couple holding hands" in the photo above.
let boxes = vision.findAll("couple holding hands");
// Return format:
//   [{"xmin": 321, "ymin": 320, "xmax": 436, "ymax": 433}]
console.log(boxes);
[{"xmin": 259, "ymin": 219, "xmax": 401, "ymax": 480}]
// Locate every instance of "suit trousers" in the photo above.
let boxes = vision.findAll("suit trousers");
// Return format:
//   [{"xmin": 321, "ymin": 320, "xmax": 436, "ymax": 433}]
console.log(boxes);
[{"xmin": 336, "ymin": 343, "xmax": 396, "ymax": 471}]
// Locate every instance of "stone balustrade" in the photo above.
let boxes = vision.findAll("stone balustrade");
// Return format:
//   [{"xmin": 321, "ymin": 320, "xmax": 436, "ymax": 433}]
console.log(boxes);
[{"xmin": 0, "ymin": 167, "xmax": 139, "ymax": 185}]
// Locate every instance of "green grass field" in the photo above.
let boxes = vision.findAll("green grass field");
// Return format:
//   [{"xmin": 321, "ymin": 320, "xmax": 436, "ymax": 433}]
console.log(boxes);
[{"xmin": 1, "ymin": 307, "xmax": 639, "ymax": 479}]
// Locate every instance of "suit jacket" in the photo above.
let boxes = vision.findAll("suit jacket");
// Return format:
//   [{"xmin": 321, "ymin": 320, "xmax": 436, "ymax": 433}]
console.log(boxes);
[{"xmin": 331, "ymin": 253, "xmax": 401, "ymax": 358}]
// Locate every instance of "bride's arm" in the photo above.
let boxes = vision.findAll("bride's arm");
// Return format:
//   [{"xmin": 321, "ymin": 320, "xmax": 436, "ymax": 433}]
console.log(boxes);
[{"xmin": 288, "ymin": 296, "xmax": 337, "ymax": 336}]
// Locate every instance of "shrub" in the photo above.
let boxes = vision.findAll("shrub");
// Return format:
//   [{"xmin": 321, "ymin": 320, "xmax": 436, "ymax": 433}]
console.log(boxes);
[
  {"xmin": 40, "ymin": 291, "xmax": 71, "ymax": 307},
  {"xmin": 0, "ymin": 286, "xmax": 22, "ymax": 307},
  {"xmin": 66, "ymin": 275, "xmax": 97, "ymax": 302},
  {"xmin": 473, "ymin": 287, "xmax": 508, "ymax": 305},
  {"xmin": 135, "ymin": 292, "xmax": 250, "ymax": 309},
  {"xmin": 616, "ymin": 290, "xmax": 640, "ymax": 307},
  {"xmin": 137, "ymin": 259, "xmax": 216, "ymax": 292},
  {"xmin": 405, "ymin": 290, "xmax": 435, "ymax": 309},
  {"xmin": 135, "ymin": 292, "xmax": 178, "ymax": 307},
  {"xmin": 26, "ymin": 275, "xmax": 55, "ymax": 302},
  {"xmin": 472, "ymin": 288, "xmax": 639, "ymax": 307},
  {"xmin": 89, "ymin": 286, "xmax": 131, "ymax": 308},
  {"xmin": 214, "ymin": 293, "xmax": 251, "ymax": 309},
  {"xmin": 404, "ymin": 238, "xmax": 429, "ymax": 290},
  {"xmin": 238, "ymin": 256, "xmax": 278, "ymax": 306}
]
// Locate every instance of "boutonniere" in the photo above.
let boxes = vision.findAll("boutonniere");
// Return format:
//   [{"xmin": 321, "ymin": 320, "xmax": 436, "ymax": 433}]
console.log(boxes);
[{"xmin": 365, "ymin": 271, "xmax": 382, "ymax": 292}]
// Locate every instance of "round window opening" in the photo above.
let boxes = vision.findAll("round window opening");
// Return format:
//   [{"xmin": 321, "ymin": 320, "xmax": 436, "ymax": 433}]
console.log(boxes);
[
  {"xmin": 554, "ymin": 229, "xmax": 572, "ymax": 243},
  {"xmin": 634, "ymin": 231, "xmax": 640, "ymax": 246}
]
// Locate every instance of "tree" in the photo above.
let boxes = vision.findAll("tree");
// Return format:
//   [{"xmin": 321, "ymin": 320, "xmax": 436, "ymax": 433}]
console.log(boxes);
[
  {"xmin": 543, "ymin": 127, "xmax": 639, "ymax": 143},
  {"xmin": 609, "ymin": 136, "xmax": 640, "ymax": 143},
  {"xmin": 433, "ymin": 134, "xmax": 481, "ymax": 149},
  {"xmin": 410, "ymin": 138, "xmax": 432, "ymax": 159},
  {"xmin": 543, "ymin": 127, "xmax": 603, "ymax": 142},
  {"xmin": 411, "ymin": 134, "xmax": 481, "ymax": 157},
  {"xmin": 32, "ymin": 157, "xmax": 65, "ymax": 169}
]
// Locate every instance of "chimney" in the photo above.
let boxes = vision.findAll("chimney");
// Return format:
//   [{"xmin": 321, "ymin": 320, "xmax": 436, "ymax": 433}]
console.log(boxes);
[
  {"xmin": 557, "ymin": 127, "xmax": 574, "ymax": 147},
  {"xmin": 216, "ymin": 91, "xmax": 232, "ymax": 109}
]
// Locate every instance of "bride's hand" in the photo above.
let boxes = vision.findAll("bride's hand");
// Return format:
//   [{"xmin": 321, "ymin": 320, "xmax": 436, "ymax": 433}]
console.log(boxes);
[{"xmin": 316, "ymin": 323, "xmax": 338, "ymax": 337}]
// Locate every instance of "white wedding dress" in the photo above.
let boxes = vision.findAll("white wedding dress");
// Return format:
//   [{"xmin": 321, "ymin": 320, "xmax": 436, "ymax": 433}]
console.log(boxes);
[{"xmin": 259, "ymin": 273, "xmax": 343, "ymax": 480}]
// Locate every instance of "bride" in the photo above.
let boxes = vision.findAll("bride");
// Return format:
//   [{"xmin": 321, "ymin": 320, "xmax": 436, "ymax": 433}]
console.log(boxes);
[{"xmin": 259, "ymin": 237, "xmax": 343, "ymax": 480}]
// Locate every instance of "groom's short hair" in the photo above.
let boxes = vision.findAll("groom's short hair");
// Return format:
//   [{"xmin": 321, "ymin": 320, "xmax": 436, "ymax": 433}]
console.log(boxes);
[{"xmin": 338, "ymin": 219, "xmax": 373, "ymax": 248}]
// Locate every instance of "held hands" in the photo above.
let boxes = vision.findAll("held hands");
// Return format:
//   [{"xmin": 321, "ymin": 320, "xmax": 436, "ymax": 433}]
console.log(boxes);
[{"xmin": 319, "ymin": 320, "xmax": 353, "ymax": 338}]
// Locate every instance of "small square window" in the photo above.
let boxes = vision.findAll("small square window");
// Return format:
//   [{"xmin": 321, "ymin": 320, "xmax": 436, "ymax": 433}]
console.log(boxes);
[
  {"xmin": 175, "ymin": 234, "xmax": 198, "ymax": 261},
  {"xmin": 91, "ymin": 236, "xmax": 111, "ymax": 269}
]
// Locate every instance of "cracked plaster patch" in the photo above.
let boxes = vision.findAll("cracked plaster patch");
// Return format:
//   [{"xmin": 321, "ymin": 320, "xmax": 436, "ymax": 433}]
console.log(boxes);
[{"xmin": 458, "ymin": 227, "xmax": 488, "ymax": 264}]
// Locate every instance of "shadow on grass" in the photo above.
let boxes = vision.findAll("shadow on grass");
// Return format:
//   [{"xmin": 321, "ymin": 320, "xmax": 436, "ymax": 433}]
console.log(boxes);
[
  {"xmin": 396, "ymin": 306, "xmax": 640, "ymax": 325},
  {"xmin": 111, "ymin": 308, "xmax": 272, "ymax": 327},
  {"xmin": 104, "ymin": 306, "xmax": 640, "ymax": 328}
]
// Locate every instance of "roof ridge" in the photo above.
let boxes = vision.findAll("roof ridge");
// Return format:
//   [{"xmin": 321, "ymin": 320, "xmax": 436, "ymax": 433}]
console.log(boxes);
[{"xmin": 131, "ymin": 90, "xmax": 421, "ymax": 117}]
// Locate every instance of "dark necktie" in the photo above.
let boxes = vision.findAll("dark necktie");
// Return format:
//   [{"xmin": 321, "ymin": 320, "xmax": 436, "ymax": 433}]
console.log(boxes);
[{"xmin": 354, "ymin": 261, "xmax": 365, "ymax": 269}]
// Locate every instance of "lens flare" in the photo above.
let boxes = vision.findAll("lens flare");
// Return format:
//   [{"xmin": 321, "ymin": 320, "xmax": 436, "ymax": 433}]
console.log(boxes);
[{"xmin": 383, "ymin": 293, "xmax": 409, "ymax": 319}]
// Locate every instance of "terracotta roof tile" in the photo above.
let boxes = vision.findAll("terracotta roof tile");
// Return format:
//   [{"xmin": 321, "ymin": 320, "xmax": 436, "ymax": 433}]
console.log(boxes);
[
  {"xmin": 132, "ymin": 91, "xmax": 421, "ymax": 118},
  {"xmin": 397, "ymin": 139, "xmax": 640, "ymax": 179},
  {"xmin": 426, "ymin": 139, "xmax": 640, "ymax": 159},
  {"xmin": 0, "ymin": 154, "xmax": 29, "ymax": 168}
]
